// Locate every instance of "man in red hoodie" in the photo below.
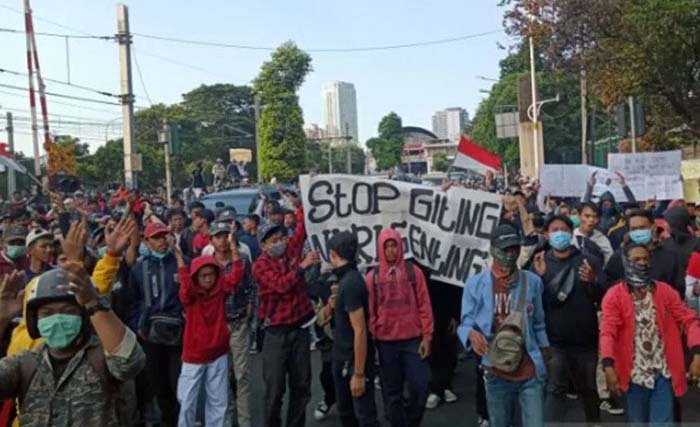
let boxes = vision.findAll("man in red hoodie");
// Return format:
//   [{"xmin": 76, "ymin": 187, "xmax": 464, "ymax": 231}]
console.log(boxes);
[
  {"xmin": 366, "ymin": 228, "xmax": 434, "ymax": 427},
  {"xmin": 601, "ymin": 243, "xmax": 700, "ymax": 426},
  {"xmin": 174, "ymin": 239, "xmax": 244, "ymax": 427}
]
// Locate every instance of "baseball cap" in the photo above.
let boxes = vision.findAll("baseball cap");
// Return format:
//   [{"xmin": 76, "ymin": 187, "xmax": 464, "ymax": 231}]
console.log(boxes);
[
  {"xmin": 26, "ymin": 228, "xmax": 52, "ymax": 248},
  {"xmin": 217, "ymin": 208, "xmax": 237, "ymax": 223},
  {"xmin": 210, "ymin": 222, "xmax": 231, "ymax": 237},
  {"xmin": 257, "ymin": 222, "xmax": 283, "ymax": 244},
  {"xmin": 2, "ymin": 225, "xmax": 27, "ymax": 242},
  {"xmin": 490, "ymin": 223, "xmax": 522, "ymax": 250},
  {"xmin": 145, "ymin": 222, "xmax": 170, "ymax": 239}
]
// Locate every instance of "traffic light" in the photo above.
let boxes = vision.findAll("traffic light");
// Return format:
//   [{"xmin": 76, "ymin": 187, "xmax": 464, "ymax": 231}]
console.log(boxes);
[
  {"xmin": 615, "ymin": 100, "xmax": 645, "ymax": 138},
  {"xmin": 169, "ymin": 124, "xmax": 181, "ymax": 154}
]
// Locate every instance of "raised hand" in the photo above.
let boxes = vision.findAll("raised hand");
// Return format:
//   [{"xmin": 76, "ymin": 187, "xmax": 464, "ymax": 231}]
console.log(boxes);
[
  {"xmin": 62, "ymin": 216, "xmax": 88, "ymax": 262},
  {"xmin": 0, "ymin": 271, "xmax": 26, "ymax": 321},
  {"xmin": 105, "ymin": 216, "xmax": 137, "ymax": 256}
]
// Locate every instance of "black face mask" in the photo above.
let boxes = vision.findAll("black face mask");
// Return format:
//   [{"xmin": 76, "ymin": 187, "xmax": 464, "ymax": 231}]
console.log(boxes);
[{"xmin": 622, "ymin": 255, "xmax": 651, "ymax": 289}]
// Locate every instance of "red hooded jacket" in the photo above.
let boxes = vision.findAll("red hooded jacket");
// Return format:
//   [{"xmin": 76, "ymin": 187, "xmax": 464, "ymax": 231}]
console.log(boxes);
[
  {"xmin": 600, "ymin": 280, "xmax": 700, "ymax": 396},
  {"xmin": 178, "ymin": 255, "xmax": 244, "ymax": 364},
  {"xmin": 365, "ymin": 228, "xmax": 434, "ymax": 342}
]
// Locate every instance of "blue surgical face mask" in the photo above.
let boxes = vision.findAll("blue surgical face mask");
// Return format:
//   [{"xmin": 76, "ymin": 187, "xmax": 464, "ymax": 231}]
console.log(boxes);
[
  {"xmin": 151, "ymin": 250, "xmax": 168, "ymax": 259},
  {"xmin": 629, "ymin": 229, "xmax": 653, "ymax": 245},
  {"xmin": 549, "ymin": 231, "xmax": 572, "ymax": 251},
  {"xmin": 6, "ymin": 245, "xmax": 26, "ymax": 260},
  {"xmin": 569, "ymin": 215, "xmax": 581, "ymax": 229},
  {"xmin": 37, "ymin": 313, "xmax": 83, "ymax": 349},
  {"xmin": 97, "ymin": 246, "xmax": 107, "ymax": 260},
  {"xmin": 138, "ymin": 243, "xmax": 150, "ymax": 258}
]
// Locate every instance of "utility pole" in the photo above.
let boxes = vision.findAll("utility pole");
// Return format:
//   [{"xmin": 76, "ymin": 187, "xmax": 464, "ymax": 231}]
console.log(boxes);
[
  {"xmin": 529, "ymin": 34, "xmax": 540, "ymax": 178},
  {"xmin": 253, "ymin": 95, "xmax": 261, "ymax": 183},
  {"xmin": 5, "ymin": 112, "xmax": 16, "ymax": 194},
  {"xmin": 328, "ymin": 141, "xmax": 332, "ymax": 174},
  {"xmin": 159, "ymin": 119, "xmax": 172, "ymax": 204},
  {"xmin": 117, "ymin": 4, "xmax": 137, "ymax": 189},
  {"xmin": 580, "ymin": 69, "xmax": 588, "ymax": 164},
  {"xmin": 628, "ymin": 96, "xmax": 637, "ymax": 153},
  {"xmin": 345, "ymin": 123, "xmax": 352, "ymax": 174}
]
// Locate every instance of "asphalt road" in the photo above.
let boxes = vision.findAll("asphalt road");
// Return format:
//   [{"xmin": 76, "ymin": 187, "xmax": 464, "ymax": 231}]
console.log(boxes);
[{"xmin": 244, "ymin": 349, "xmax": 700, "ymax": 426}]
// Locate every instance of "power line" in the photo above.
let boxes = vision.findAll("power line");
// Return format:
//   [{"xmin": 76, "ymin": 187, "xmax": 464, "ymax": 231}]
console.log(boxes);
[
  {"xmin": 1, "ymin": 105, "xmax": 120, "ymax": 122},
  {"xmin": 0, "ymin": 22, "xmax": 503, "ymax": 53},
  {"xmin": 132, "ymin": 51, "xmax": 153, "ymax": 106},
  {"xmin": 0, "ymin": 27, "xmax": 113, "ymax": 40},
  {"xmin": 131, "ymin": 29, "xmax": 504, "ymax": 52},
  {"xmin": 0, "ymin": 82, "xmax": 122, "ymax": 106},
  {"xmin": 0, "ymin": 67, "xmax": 121, "ymax": 98},
  {"xmin": 0, "ymin": 90, "xmax": 122, "ymax": 115},
  {"xmin": 0, "ymin": 4, "xmax": 106, "ymax": 38},
  {"xmin": 133, "ymin": 48, "xmax": 226, "ymax": 77}
]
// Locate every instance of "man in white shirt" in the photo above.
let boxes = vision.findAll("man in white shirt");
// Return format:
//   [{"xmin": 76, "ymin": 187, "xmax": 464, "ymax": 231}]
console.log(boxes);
[{"xmin": 573, "ymin": 202, "xmax": 613, "ymax": 267}]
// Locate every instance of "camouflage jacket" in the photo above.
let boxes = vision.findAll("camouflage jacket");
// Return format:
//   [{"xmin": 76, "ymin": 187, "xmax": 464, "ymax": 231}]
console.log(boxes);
[{"xmin": 0, "ymin": 330, "xmax": 145, "ymax": 427}]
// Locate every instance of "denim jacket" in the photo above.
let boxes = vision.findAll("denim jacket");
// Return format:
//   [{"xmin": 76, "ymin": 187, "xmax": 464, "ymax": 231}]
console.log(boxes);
[{"xmin": 457, "ymin": 269, "xmax": 550, "ymax": 381}]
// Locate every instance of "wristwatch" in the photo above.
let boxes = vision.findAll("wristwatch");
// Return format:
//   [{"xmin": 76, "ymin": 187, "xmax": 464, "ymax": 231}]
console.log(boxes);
[{"xmin": 86, "ymin": 297, "xmax": 112, "ymax": 317}]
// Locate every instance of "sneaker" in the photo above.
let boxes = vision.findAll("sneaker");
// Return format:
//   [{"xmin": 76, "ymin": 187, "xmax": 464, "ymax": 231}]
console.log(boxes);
[
  {"xmin": 566, "ymin": 393, "xmax": 579, "ymax": 400},
  {"xmin": 425, "ymin": 393, "xmax": 440, "ymax": 409},
  {"xmin": 314, "ymin": 401, "xmax": 331, "ymax": 421},
  {"xmin": 600, "ymin": 399, "xmax": 624, "ymax": 416},
  {"xmin": 444, "ymin": 389, "xmax": 458, "ymax": 403},
  {"xmin": 477, "ymin": 417, "xmax": 490, "ymax": 427}
]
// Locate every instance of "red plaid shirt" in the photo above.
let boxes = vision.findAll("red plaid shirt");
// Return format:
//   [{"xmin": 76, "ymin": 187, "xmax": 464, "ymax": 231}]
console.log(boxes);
[{"xmin": 252, "ymin": 208, "xmax": 313, "ymax": 327}]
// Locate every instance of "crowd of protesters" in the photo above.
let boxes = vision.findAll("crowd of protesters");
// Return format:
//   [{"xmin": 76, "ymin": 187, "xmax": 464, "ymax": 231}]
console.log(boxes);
[{"xmin": 0, "ymin": 165, "xmax": 699, "ymax": 427}]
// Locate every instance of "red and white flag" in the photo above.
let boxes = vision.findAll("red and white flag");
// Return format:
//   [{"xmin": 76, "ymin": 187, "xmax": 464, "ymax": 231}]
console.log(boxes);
[{"xmin": 452, "ymin": 136, "xmax": 501, "ymax": 174}]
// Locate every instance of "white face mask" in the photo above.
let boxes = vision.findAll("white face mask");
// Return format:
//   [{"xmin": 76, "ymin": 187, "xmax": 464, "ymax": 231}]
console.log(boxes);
[{"xmin": 268, "ymin": 241, "xmax": 286, "ymax": 258}]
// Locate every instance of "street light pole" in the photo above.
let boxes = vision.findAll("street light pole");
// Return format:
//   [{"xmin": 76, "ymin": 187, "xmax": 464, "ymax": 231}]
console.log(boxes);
[{"xmin": 529, "ymin": 34, "xmax": 540, "ymax": 179}]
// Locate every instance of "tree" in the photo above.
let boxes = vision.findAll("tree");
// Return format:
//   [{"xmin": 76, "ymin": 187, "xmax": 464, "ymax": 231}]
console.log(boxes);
[
  {"xmin": 432, "ymin": 152, "xmax": 450, "ymax": 172},
  {"xmin": 366, "ymin": 112, "xmax": 404, "ymax": 171},
  {"xmin": 253, "ymin": 42, "xmax": 312, "ymax": 182},
  {"xmin": 469, "ymin": 44, "xmax": 614, "ymax": 167},
  {"xmin": 502, "ymin": 0, "xmax": 700, "ymax": 147},
  {"xmin": 306, "ymin": 140, "xmax": 366, "ymax": 174}
]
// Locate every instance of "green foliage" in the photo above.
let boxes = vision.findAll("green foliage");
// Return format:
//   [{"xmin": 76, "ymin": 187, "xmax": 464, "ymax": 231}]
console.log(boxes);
[
  {"xmin": 75, "ymin": 83, "xmax": 256, "ymax": 191},
  {"xmin": 502, "ymin": 0, "xmax": 700, "ymax": 145},
  {"xmin": 306, "ymin": 140, "xmax": 366, "ymax": 174},
  {"xmin": 253, "ymin": 42, "xmax": 312, "ymax": 182},
  {"xmin": 366, "ymin": 112, "xmax": 404, "ymax": 171},
  {"xmin": 432, "ymin": 152, "xmax": 450, "ymax": 172}
]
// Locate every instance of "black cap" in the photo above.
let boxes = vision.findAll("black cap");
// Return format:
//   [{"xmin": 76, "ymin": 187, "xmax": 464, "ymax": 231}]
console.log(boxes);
[{"xmin": 490, "ymin": 223, "xmax": 522, "ymax": 250}]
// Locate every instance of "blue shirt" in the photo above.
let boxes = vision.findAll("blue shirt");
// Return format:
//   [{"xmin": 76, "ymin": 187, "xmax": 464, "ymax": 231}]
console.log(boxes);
[{"xmin": 457, "ymin": 269, "xmax": 550, "ymax": 381}]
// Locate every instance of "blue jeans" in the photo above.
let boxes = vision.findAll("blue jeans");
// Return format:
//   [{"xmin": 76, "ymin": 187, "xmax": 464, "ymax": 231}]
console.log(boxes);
[
  {"xmin": 484, "ymin": 373, "xmax": 544, "ymax": 427},
  {"xmin": 625, "ymin": 375, "xmax": 673, "ymax": 427},
  {"xmin": 377, "ymin": 339, "xmax": 431, "ymax": 427}
]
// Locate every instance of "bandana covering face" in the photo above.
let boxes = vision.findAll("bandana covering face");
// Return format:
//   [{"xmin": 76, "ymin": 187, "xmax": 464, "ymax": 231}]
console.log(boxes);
[{"xmin": 622, "ymin": 255, "xmax": 652, "ymax": 289}]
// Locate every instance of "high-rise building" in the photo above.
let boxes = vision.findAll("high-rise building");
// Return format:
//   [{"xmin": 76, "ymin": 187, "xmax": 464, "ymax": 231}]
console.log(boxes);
[
  {"xmin": 322, "ymin": 81, "xmax": 359, "ymax": 143},
  {"xmin": 432, "ymin": 107, "xmax": 470, "ymax": 142},
  {"xmin": 304, "ymin": 123, "xmax": 326, "ymax": 140}
]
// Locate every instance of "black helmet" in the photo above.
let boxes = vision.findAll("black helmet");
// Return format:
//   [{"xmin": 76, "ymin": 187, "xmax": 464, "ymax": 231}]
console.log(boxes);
[{"xmin": 25, "ymin": 269, "xmax": 80, "ymax": 339}]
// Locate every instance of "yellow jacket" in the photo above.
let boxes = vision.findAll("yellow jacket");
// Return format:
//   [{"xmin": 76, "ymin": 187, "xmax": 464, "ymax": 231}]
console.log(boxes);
[{"xmin": 7, "ymin": 253, "xmax": 122, "ymax": 356}]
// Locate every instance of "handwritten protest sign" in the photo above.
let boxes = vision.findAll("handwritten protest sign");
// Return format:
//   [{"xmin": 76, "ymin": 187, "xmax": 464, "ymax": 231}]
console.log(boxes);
[
  {"xmin": 539, "ymin": 164, "xmax": 629, "ymax": 202},
  {"xmin": 299, "ymin": 174, "xmax": 502, "ymax": 287},
  {"xmin": 608, "ymin": 150, "xmax": 682, "ymax": 200},
  {"xmin": 682, "ymin": 160, "xmax": 700, "ymax": 203}
]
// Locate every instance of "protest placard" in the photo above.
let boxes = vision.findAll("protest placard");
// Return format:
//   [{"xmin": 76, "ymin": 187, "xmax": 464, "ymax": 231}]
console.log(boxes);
[
  {"xmin": 682, "ymin": 160, "xmax": 700, "ymax": 203},
  {"xmin": 299, "ymin": 174, "xmax": 503, "ymax": 287},
  {"xmin": 608, "ymin": 150, "xmax": 683, "ymax": 200},
  {"xmin": 538, "ymin": 164, "xmax": 629, "ymax": 202}
]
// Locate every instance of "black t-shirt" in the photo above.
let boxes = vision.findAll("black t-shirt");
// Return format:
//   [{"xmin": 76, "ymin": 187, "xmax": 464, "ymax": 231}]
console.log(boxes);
[{"xmin": 332, "ymin": 265, "xmax": 372, "ymax": 362}]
